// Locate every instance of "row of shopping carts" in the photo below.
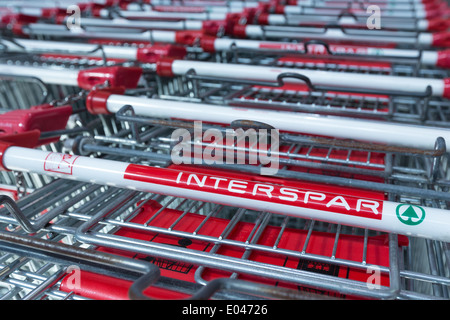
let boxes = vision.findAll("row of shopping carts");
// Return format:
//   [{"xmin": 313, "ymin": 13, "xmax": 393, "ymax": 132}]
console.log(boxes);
[{"xmin": 0, "ymin": 0, "xmax": 447, "ymax": 301}]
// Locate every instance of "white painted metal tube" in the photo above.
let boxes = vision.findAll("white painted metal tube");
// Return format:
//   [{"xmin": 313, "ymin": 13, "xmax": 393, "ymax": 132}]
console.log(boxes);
[
  {"xmin": 207, "ymin": 38, "xmax": 441, "ymax": 66},
  {"xmin": 164, "ymin": 59, "xmax": 449, "ymax": 98},
  {"xmin": 145, "ymin": 0, "xmax": 430, "ymax": 4},
  {"xmin": 1, "ymin": 39, "xmax": 140, "ymax": 61},
  {"xmin": 103, "ymin": 4, "xmax": 435, "ymax": 18},
  {"xmin": 125, "ymin": 2, "xmax": 258, "ymax": 13},
  {"xmin": 99, "ymin": 94, "xmax": 450, "ymax": 150},
  {"xmin": 0, "ymin": 65, "xmax": 79, "ymax": 87},
  {"xmin": 278, "ymin": 6, "xmax": 432, "ymax": 18},
  {"xmin": 0, "ymin": 61, "xmax": 143, "ymax": 90},
  {"xmin": 291, "ymin": 0, "xmax": 432, "ymax": 4},
  {"xmin": 66, "ymin": 17, "xmax": 203, "ymax": 31},
  {"xmin": 261, "ymin": 14, "xmax": 431, "ymax": 31},
  {"xmin": 98, "ymin": 8, "xmax": 228, "ymax": 20},
  {"xmin": 1, "ymin": 146, "xmax": 449, "ymax": 242},
  {"xmin": 0, "ymin": 0, "xmax": 89, "ymax": 8},
  {"xmin": 24, "ymin": 24, "xmax": 178, "ymax": 43},
  {"xmin": 284, "ymin": 3, "xmax": 430, "ymax": 10},
  {"xmin": 237, "ymin": 25, "xmax": 434, "ymax": 46},
  {"xmin": 283, "ymin": 4, "xmax": 427, "ymax": 19}
]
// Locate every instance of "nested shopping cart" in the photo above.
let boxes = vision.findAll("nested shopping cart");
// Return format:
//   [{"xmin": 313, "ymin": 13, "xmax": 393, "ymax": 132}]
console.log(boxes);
[{"xmin": 0, "ymin": 0, "xmax": 448, "ymax": 301}]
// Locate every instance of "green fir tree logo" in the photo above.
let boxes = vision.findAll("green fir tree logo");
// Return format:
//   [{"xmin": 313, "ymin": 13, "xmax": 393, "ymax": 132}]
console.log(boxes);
[{"xmin": 396, "ymin": 204, "xmax": 425, "ymax": 226}]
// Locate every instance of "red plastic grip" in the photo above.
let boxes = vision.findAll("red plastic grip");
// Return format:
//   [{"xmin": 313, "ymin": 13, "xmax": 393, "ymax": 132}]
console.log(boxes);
[
  {"xmin": 443, "ymin": 78, "xmax": 450, "ymax": 99},
  {"xmin": 0, "ymin": 141, "xmax": 11, "ymax": 171},
  {"xmin": 202, "ymin": 20, "xmax": 227, "ymax": 36},
  {"xmin": 257, "ymin": 13, "xmax": 270, "ymax": 25},
  {"xmin": 136, "ymin": 44, "xmax": 187, "ymax": 63},
  {"xmin": 203, "ymin": 15, "xmax": 242, "ymax": 36},
  {"xmin": 241, "ymin": 8, "xmax": 258, "ymax": 22},
  {"xmin": 0, "ymin": 13, "xmax": 38, "ymax": 24},
  {"xmin": 257, "ymin": 3, "xmax": 272, "ymax": 13},
  {"xmin": 432, "ymin": 32, "xmax": 450, "ymax": 47},
  {"xmin": 174, "ymin": 31, "xmax": 203, "ymax": 46},
  {"xmin": 77, "ymin": 66, "xmax": 142, "ymax": 90},
  {"xmin": 275, "ymin": 5, "xmax": 285, "ymax": 14},
  {"xmin": 156, "ymin": 57, "xmax": 176, "ymax": 77},
  {"xmin": 226, "ymin": 12, "xmax": 248, "ymax": 28},
  {"xmin": 90, "ymin": 4, "xmax": 110, "ymax": 17},
  {"xmin": 233, "ymin": 24, "xmax": 247, "ymax": 38},
  {"xmin": 425, "ymin": 8, "xmax": 441, "ymax": 18},
  {"xmin": 437, "ymin": 49, "xmax": 450, "ymax": 68},
  {"xmin": 200, "ymin": 36, "xmax": 217, "ymax": 53},
  {"xmin": 85, "ymin": 87, "xmax": 126, "ymax": 115},
  {"xmin": 1, "ymin": 14, "xmax": 38, "ymax": 37},
  {"xmin": 427, "ymin": 18, "xmax": 450, "ymax": 31},
  {"xmin": 40, "ymin": 8, "xmax": 66, "ymax": 19}
]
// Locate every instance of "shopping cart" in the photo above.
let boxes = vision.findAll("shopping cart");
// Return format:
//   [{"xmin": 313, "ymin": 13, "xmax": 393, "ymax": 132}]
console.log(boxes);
[{"xmin": 0, "ymin": 0, "xmax": 447, "ymax": 301}]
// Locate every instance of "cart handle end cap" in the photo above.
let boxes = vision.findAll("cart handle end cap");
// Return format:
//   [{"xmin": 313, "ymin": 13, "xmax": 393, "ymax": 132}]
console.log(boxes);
[
  {"xmin": 156, "ymin": 57, "xmax": 176, "ymax": 77},
  {"xmin": 424, "ymin": 1, "xmax": 448, "ymax": 11},
  {"xmin": 1, "ymin": 14, "xmax": 38, "ymax": 25},
  {"xmin": 257, "ymin": 13, "xmax": 270, "ymax": 25},
  {"xmin": 174, "ymin": 31, "xmax": 203, "ymax": 46},
  {"xmin": 444, "ymin": 78, "xmax": 450, "ymax": 99},
  {"xmin": 257, "ymin": 3, "xmax": 272, "ymax": 12},
  {"xmin": 426, "ymin": 8, "xmax": 442, "ymax": 18},
  {"xmin": 3, "ymin": 14, "xmax": 37, "ymax": 37},
  {"xmin": 203, "ymin": 20, "xmax": 235, "ymax": 36},
  {"xmin": 437, "ymin": 49, "xmax": 450, "ymax": 68},
  {"xmin": 86, "ymin": 87, "xmax": 126, "ymax": 115},
  {"xmin": 136, "ymin": 45, "xmax": 187, "ymax": 63},
  {"xmin": 274, "ymin": 5, "xmax": 285, "ymax": 14},
  {"xmin": 77, "ymin": 66, "xmax": 143, "ymax": 90},
  {"xmin": 90, "ymin": 5, "xmax": 103, "ymax": 17},
  {"xmin": 200, "ymin": 36, "xmax": 217, "ymax": 53},
  {"xmin": 233, "ymin": 24, "xmax": 247, "ymax": 38},
  {"xmin": 432, "ymin": 32, "xmax": 450, "ymax": 47},
  {"xmin": 0, "ymin": 130, "xmax": 41, "ymax": 171},
  {"xmin": 427, "ymin": 18, "xmax": 450, "ymax": 31}
]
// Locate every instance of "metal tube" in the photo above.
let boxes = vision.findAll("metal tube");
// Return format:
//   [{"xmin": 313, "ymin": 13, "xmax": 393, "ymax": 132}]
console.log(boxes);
[{"xmin": 1, "ymin": 146, "xmax": 449, "ymax": 242}]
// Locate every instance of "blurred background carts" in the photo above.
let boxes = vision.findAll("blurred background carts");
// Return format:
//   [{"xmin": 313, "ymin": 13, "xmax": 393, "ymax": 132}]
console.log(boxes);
[{"xmin": 0, "ymin": 0, "xmax": 447, "ymax": 301}]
